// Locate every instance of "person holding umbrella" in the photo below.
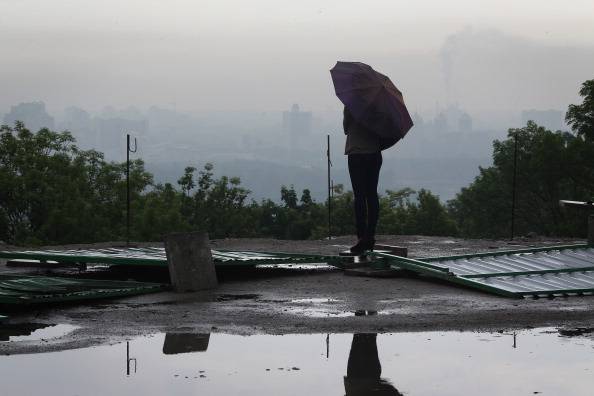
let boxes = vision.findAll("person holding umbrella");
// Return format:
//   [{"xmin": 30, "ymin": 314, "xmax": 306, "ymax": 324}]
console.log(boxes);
[
  {"xmin": 343, "ymin": 106, "xmax": 382, "ymax": 253},
  {"xmin": 330, "ymin": 61, "xmax": 413, "ymax": 254}
]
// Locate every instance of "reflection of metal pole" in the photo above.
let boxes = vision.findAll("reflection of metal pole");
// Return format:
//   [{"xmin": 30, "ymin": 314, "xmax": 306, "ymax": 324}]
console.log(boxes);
[
  {"xmin": 127, "ymin": 341, "xmax": 137, "ymax": 375},
  {"xmin": 327, "ymin": 135, "xmax": 332, "ymax": 240},
  {"xmin": 503, "ymin": 332, "xmax": 517, "ymax": 348},
  {"xmin": 326, "ymin": 333, "xmax": 330, "ymax": 359},
  {"xmin": 510, "ymin": 135, "xmax": 518, "ymax": 241},
  {"xmin": 126, "ymin": 134, "xmax": 137, "ymax": 246}
]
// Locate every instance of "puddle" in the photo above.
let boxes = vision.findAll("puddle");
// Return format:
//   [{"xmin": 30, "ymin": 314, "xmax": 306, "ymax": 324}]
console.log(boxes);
[
  {"xmin": 283, "ymin": 308, "xmax": 353, "ymax": 318},
  {"xmin": 257, "ymin": 263, "xmax": 336, "ymax": 270},
  {"xmin": 290, "ymin": 298, "xmax": 340, "ymax": 304},
  {"xmin": 1, "ymin": 328, "xmax": 592, "ymax": 395},
  {"xmin": 283, "ymin": 298, "xmax": 350, "ymax": 317},
  {"xmin": 1, "ymin": 323, "xmax": 78, "ymax": 342},
  {"xmin": 215, "ymin": 293, "xmax": 260, "ymax": 301}
]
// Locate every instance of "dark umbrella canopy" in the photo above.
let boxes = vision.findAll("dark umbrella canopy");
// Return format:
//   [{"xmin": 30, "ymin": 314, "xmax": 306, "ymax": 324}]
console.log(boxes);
[{"xmin": 330, "ymin": 61, "xmax": 413, "ymax": 150}]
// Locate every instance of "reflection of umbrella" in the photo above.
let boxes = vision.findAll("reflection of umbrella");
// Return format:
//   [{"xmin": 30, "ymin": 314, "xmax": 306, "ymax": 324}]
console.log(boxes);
[{"xmin": 330, "ymin": 61, "xmax": 413, "ymax": 150}]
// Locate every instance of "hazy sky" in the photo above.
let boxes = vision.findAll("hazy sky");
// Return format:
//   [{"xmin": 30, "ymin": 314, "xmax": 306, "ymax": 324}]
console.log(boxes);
[{"xmin": 2, "ymin": 0, "xmax": 594, "ymax": 124}]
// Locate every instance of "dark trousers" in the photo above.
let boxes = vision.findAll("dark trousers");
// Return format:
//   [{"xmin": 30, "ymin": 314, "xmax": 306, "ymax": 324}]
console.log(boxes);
[{"xmin": 348, "ymin": 152, "xmax": 382, "ymax": 239}]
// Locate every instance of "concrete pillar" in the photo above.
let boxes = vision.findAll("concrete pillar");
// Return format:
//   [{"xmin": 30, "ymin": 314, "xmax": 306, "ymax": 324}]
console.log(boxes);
[
  {"xmin": 588, "ymin": 215, "xmax": 594, "ymax": 245},
  {"xmin": 163, "ymin": 231, "xmax": 218, "ymax": 292}
]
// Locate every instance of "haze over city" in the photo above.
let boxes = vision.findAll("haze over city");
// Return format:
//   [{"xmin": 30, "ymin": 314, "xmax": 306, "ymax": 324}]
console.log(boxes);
[{"xmin": 2, "ymin": 1, "xmax": 594, "ymax": 202}]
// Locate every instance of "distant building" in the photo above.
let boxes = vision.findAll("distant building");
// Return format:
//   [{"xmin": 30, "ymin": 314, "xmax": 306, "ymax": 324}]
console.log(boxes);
[
  {"xmin": 459, "ymin": 112, "xmax": 473, "ymax": 134},
  {"xmin": 434, "ymin": 112, "xmax": 448, "ymax": 133},
  {"xmin": 94, "ymin": 117, "xmax": 147, "ymax": 153},
  {"xmin": 60, "ymin": 106, "xmax": 94, "ymax": 148},
  {"xmin": 521, "ymin": 109, "xmax": 564, "ymax": 131},
  {"xmin": 432, "ymin": 103, "xmax": 471, "ymax": 134},
  {"xmin": 283, "ymin": 104, "xmax": 312, "ymax": 150},
  {"xmin": 3, "ymin": 102, "xmax": 55, "ymax": 131}
]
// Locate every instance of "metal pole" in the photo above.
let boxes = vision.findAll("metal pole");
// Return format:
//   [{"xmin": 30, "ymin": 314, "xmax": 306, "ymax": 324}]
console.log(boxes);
[
  {"xmin": 126, "ymin": 135, "xmax": 137, "ymax": 246},
  {"xmin": 127, "ymin": 341, "xmax": 130, "ymax": 376},
  {"xmin": 510, "ymin": 135, "xmax": 518, "ymax": 241},
  {"xmin": 126, "ymin": 135, "xmax": 130, "ymax": 246},
  {"xmin": 327, "ymin": 135, "xmax": 332, "ymax": 240}
]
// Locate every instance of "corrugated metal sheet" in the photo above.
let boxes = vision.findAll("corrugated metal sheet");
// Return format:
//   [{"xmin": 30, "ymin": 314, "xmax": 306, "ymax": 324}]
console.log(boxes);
[
  {"xmin": 0, "ymin": 248, "xmax": 341, "ymax": 267},
  {"xmin": 371, "ymin": 244, "xmax": 594, "ymax": 298},
  {"xmin": 0, "ymin": 274, "xmax": 169, "ymax": 305},
  {"xmin": 4, "ymin": 245, "xmax": 593, "ymax": 298},
  {"xmin": 0, "ymin": 248, "xmax": 339, "ymax": 305}
]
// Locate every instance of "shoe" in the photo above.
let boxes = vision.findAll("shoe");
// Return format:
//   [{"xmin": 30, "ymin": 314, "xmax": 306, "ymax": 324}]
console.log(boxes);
[
  {"xmin": 363, "ymin": 236, "xmax": 375, "ymax": 251},
  {"xmin": 350, "ymin": 238, "xmax": 365, "ymax": 254}
]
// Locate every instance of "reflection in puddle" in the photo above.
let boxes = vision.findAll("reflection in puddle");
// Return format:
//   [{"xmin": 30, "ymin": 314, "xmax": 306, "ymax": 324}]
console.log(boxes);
[
  {"xmin": 1, "ymin": 328, "xmax": 593, "ymax": 395},
  {"xmin": 162, "ymin": 333, "xmax": 210, "ymax": 354},
  {"xmin": 283, "ymin": 308, "xmax": 353, "ymax": 318},
  {"xmin": 257, "ymin": 263, "xmax": 336, "ymax": 270},
  {"xmin": 290, "ymin": 298, "xmax": 340, "ymax": 304},
  {"xmin": 1, "ymin": 323, "xmax": 78, "ymax": 342},
  {"xmin": 285, "ymin": 298, "xmax": 351, "ymax": 318}
]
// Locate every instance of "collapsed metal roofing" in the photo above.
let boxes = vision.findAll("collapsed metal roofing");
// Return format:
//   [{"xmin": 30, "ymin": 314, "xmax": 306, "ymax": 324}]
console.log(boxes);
[
  {"xmin": 1, "ymin": 244, "xmax": 594, "ymax": 300},
  {"xmin": 0, "ymin": 248, "xmax": 341, "ymax": 267},
  {"xmin": 0, "ymin": 248, "xmax": 339, "ymax": 305},
  {"xmin": 370, "ymin": 244, "xmax": 594, "ymax": 298},
  {"xmin": 0, "ymin": 274, "xmax": 169, "ymax": 305}
]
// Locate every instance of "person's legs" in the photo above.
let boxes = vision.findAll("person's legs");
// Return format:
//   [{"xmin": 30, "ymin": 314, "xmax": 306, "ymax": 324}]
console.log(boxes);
[
  {"xmin": 363, "ymin": 152, "xmax": 382, "ymax": 238},
  {"xmin": 348, "ymin": 154, "xmax": 368, "ymax": 239},
  {"xmin": 348, "ymin": 152, "xmax": 382, "ymax": 251}
]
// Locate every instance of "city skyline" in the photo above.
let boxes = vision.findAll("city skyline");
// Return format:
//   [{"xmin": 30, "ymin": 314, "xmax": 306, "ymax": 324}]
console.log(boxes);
[
  {"xmin": 2, "ymin": 1, "xmax": 593, "ymax": 131},
  {"xmin": 1, "ymin": 98, "xmax": 566, "ymax": 205}
]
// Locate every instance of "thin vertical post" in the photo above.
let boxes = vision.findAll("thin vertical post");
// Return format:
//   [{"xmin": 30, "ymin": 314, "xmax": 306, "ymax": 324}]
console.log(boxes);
[
  {"xmin": 327, "ymin": 135, "xmax": 332, "ymax": 240},
  {"xmin": 126, "ymin": 134, "xmax": 137, "ymax": 246},
  {"xmin": 511, "ymin": 134, "xmax": 518, "ymax": 240}
]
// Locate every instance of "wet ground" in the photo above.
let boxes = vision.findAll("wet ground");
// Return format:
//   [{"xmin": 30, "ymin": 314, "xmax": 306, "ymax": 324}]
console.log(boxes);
[
  {"xmin": 1, "ymin": 235, "xmax": 593, "ymax": 356},
  {"xmin": 2, "ymin": 328, "xmax": 593, "ymax": 395}
]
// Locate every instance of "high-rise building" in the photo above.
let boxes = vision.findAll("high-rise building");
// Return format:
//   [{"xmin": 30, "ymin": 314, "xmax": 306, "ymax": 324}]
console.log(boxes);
[
  {"xmin": 3, "ymin": 102, "xmax": 55, "ymax": 131},
  {"xmin": 283, "ymin": 104, "xmax": 312, "ymax": 150},
  {"xmin": 459, "ymin": 112, "xmax": 473, "ymax": 134}
]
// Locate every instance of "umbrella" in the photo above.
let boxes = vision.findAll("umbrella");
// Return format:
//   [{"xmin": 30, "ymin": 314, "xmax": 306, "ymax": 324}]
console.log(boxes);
[{"xmin": 330, "ymin": 61, "xmax": 413, "ymax": 150}]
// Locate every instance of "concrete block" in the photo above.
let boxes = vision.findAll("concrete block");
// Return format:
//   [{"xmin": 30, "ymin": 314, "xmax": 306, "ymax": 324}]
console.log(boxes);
[
  {"xmin": 163, "ymin": 231, "xmax": 218, "ymax": 292},
  {"xmin": 374, "ymin": 244, "xmax": 408, "ymax": 257}
]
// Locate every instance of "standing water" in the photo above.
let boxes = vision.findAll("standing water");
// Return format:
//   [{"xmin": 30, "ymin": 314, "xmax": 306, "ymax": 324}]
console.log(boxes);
[{"xmin": 1, "ymin": 327, "xmax": 592, "ymax": 395}]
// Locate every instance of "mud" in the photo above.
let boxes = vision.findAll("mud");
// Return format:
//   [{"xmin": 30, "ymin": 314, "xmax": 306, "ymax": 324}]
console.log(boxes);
[{"xmin": 1, "ymin": 235, "xmax": 593, "ymax": 355}]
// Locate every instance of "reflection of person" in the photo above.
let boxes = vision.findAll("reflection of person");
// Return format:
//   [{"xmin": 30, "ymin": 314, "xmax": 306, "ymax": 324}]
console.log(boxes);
[
  {"xmin": 344, "ymin": 333, "xmax": 402, "ymax": 396},
  {"xmin": 344, "ymin": 106, "xmax": 382, "ymax": 254}
]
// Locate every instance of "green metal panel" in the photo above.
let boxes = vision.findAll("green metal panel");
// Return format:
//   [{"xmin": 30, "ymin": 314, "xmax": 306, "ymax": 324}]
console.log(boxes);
[
  {"xmin": 369, "ymin": 245, "xmax": 594, "ymax": 298},
  {"xmin": 0, "ymin": 274, "xmax": 170, "ymax": 305},
  {"xmin": 0, "ymin": 248, "xmax": 340, "ymax": 305},
  {"xmin": 0, "ymin": 248, "xmax": 341, "ymax": 267}
]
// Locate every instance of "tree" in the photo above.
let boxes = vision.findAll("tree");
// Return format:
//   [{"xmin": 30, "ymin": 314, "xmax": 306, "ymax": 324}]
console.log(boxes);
[
  {"xmin": 377, "ymin": 187, "xmax": 415, "ymax": 235},
  {"xmin": 133, "ymin": 182, "xmax": 186, "ymax": 241},
  {"xmin": 176, "ymin": 163, "xmax": 253, "ymax": 239},
  {"xmin": 0, "ymin": 122, "xmax": 154, "ymax": 245},
  {"xmin": 280, "ymin": 185, "xmax": 298, "ymax": 209},
  {"xmin": 448, "ymin": 121, "xmax": 591, "ymax": 238},
  {"xmin": 566, "ymin": 79, "xmax": 594, "ymax": 141},
  {"xmin": 0, "ymin": 122, "xmax": 79, "ymax": 244},
  {"xmin": 405, "ymin": 189, "xmax": 459, "ymax": 236}
]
